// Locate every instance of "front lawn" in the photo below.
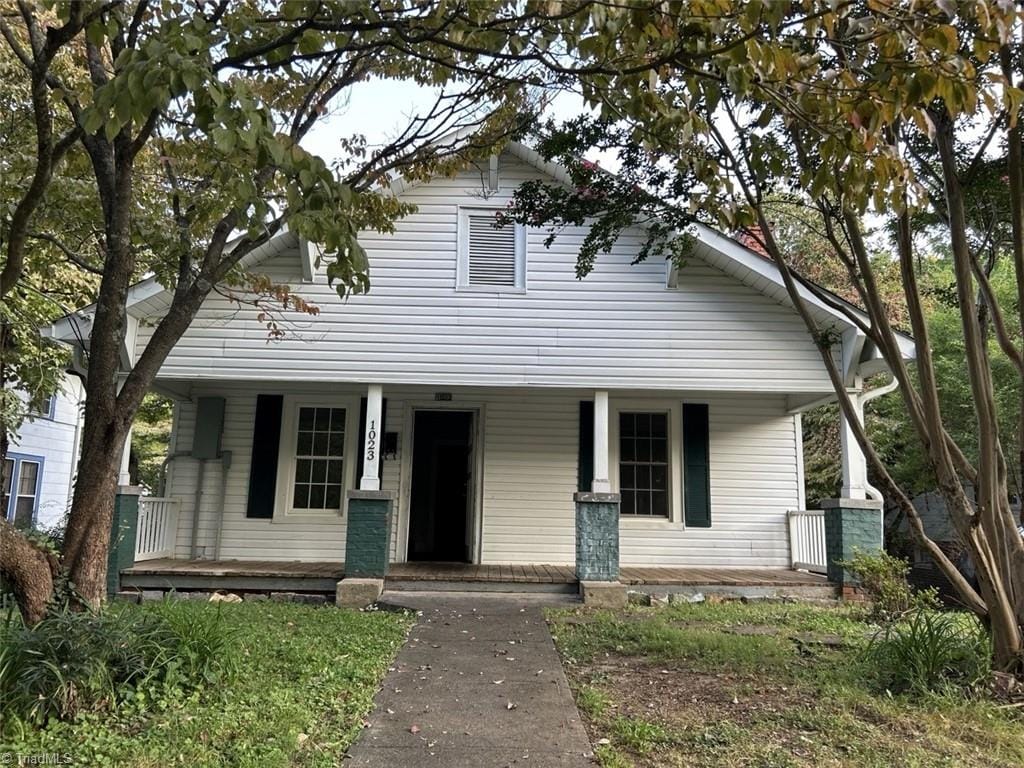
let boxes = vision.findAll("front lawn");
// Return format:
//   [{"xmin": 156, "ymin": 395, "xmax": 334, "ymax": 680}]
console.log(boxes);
[
  {"xmin": 2, "ymin": 601, "xmax": 412, "ymax": 767},
  {"xmin": 547, "ymin": 600, "xmax": 1024, "ymax": 768}
]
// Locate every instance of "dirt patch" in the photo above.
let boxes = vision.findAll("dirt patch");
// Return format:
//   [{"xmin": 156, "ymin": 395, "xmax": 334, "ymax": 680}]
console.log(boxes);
[{"xmin": 578, "ymin": 656, "xmax": 804, "ymax": 729}]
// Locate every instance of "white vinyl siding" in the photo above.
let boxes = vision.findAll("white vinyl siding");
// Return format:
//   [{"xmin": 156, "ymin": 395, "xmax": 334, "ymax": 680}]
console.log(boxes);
[
  {"xmin": 135, "ymin": 153, "xmax": 833, "ymax": 394},
  {"xmin": 7, "ymin": 375, "xmax": 83, "ymax": 528},
  {"xmin": 457, "ymin": 207, "xmax": 525, "ymax": 290},
  {"xmin": 166, "ymin": 384, "xmax": 797, "ymax": 569}
]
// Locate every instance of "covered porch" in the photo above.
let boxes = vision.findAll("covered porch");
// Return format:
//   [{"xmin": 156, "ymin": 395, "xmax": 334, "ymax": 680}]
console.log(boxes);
[{"xmin": 106, "ymin": 380, "xmax": 884, "ymax": 606}]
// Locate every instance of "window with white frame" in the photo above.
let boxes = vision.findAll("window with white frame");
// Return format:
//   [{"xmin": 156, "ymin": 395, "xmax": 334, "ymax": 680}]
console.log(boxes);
[
  {"xmin": 29, "ymin": 395, "xmax": 56, "ymax": 419},
  {"xmin": 457, "ymin": 208, "xmax": 526, "ymax": 290},
  {"xmin": 618, "ymin": 412, "xmax": 670, "ymax": 517},
  {"xmin": 291, "ymin": 406, "xmax": 346, "ymax": 511},
  {"xmin": 3, "ymin": 455, "xmax": 41, "ymax": 528}
]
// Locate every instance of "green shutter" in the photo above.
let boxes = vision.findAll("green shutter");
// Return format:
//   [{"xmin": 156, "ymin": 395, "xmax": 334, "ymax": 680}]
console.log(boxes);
[
  {"xmin": 246, "ymin": 394, "xmax": 283, "ymax": 519},
  {"xmin": 578, "ymin": 400, "xmax": 594, "ymax": 492},
  {"xmin": 683, "ymin": 403, "xmax": 711, "ymax": 527}
]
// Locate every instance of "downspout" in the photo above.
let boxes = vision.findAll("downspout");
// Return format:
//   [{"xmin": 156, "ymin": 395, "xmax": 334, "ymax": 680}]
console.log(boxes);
[
  {"xmin": 158, "ymin": 452, "xmax": 191, "ymax": 497},
  {"xmin": 189, "ymin": 459, "xmax": 207, "ymax": 560},
  {"xmin": 213, "ymin": 451, "xmax": 232, "ymax": 559},
  {"xmin": 859, "ymin": 374, "xmax": 899, "ymax": 503}
]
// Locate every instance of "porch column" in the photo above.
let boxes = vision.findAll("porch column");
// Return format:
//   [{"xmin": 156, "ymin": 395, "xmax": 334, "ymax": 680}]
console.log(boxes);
[
  {"xmin": 118, "ymin": 426, "xmax": 134, "ymax": 486},
  {"xmin": 592, "ymin": 390, "xmax": 611, "ymax": 493},
  {"xmin": 574, "ymin": 390, "xmax": 625, "ymax": 607},
  {"xmin": 839, "ymin": 397, "xmax": 868, "ymax": 500},
  {"xmin": 826, "ymin": 383, "xmax": 886, "ymax": 596},
  {"xmin": 107, "ymin": 485, "xmax": 142, "ymax": 597},
  {"xmin": 339, "ymin": 384, "xmax": 393, "ymax": 608},
  {"xmin": 822, "ymin": 498, "xmax": 884, "ymax": 595},
  {"xmin": 360, "ymin": 384, "xmax": 383, "ymax": 491}
]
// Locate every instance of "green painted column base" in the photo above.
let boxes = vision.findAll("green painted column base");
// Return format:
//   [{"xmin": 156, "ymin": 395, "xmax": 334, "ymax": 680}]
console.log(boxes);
[
  {"xmin": 108, "ymin": 486, "xmax": 142, "ymax": 597},
  {"xmin": 344, "ymin": 490, "xmax": 394, "ymax": 579},
  {"xmin": 822, "ymin": 498, "xmax": 883, "ymax": 587},
  {"xmin": 575, "ymin": 492, "xmax": 621, "ymax": 582}
]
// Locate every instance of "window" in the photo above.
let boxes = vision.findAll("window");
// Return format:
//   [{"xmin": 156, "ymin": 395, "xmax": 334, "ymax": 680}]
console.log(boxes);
[
  {"xmin": 30, "ymin": 395, "xmax": 56, "ymax": 419},
  {"xmin": 618, "ymin": 412, "xmax": 669, "ymax": 517},
  {"xmin": 3, "ymin": 455, "xmax": 41, "ymax": 528},
  {"xmin": 2, "ymin": 459, "xmax": 12, "ymax": 519},
  {"xmin": 291, "ymin": 406, "xmax": 345, "ymax": 511},
  {"xmin": 457, "ymin": 208, "xmax": 526, "ymax": 290}
]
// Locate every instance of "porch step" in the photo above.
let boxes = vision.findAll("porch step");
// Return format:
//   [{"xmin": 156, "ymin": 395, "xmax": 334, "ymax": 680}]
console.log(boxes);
[{"xmin": 385, "ymin": 578, "xmax": 578, "ymax": 594}]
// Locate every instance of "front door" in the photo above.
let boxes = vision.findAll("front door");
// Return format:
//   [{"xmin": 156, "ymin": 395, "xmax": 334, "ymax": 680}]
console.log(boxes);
[{"xmin": 407, "ymin": 410, "xmax": 474, "ymax": 562}]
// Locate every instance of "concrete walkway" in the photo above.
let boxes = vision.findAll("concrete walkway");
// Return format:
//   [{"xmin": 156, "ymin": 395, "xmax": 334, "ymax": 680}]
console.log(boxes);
[{"xmin": 344, "ymin": 592, "xmax": 596, "ymax": 767}]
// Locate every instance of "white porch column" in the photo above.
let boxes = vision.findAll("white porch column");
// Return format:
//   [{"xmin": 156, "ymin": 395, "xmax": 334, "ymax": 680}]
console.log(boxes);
[
  {"xmin": 118, "ymin": 425, "xmax": 133, "ymax": 486},
  {"xmin": 839, "ymin": 395, "xmax": 868, "ymax": 500},
  {"xmin": 592, "ymin": 390, "xmax": 611, "ymax": 493},
  {"xmin": 360, "ymin": 384, "xmax": 383, "ymax": 491}
]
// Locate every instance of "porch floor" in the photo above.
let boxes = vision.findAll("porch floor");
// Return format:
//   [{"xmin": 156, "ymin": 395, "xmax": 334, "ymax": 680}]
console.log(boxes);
[{"xmin": 122, "ymin": 559, "xmax": 828, "ymax": 588}]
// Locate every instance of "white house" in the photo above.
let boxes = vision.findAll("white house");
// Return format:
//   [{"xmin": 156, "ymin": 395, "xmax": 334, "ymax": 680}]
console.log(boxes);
[
  {"xmin": 50, "ymin": 143, "xmax": 913, "ymax": 597},
  {"xmin": 3, "ymin": 374, "xmax": 84, "ymax": 530}
]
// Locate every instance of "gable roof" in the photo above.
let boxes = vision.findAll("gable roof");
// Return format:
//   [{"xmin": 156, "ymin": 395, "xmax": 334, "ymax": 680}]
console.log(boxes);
[
  {"xmin": 48, "ymin": 141, "xmax": 913, "ymax": 385},
  {"xmin": 504, "ymin": 141, "xmax": 914, "ymax": 381}
]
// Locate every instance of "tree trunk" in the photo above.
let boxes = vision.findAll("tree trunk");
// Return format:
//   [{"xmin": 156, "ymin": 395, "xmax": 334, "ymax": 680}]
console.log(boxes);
[
  {"xmin": 64, "ymin": 443, "xmax": 123, "ymax": 607},
  {"xmin": 0, "ymin": 519, "xmax": 57, "ymax": 625}
]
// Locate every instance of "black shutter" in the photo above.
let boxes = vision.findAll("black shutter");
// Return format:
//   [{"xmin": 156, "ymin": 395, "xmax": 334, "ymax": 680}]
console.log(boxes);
[
  {"xmin": 246, "ymin": 394, "xmax": 283, "ymax": 519},
  {"xmin": 355, "ymin": 397, "xmax": 387, "ymax": 485},
  {"xmin": 683, "ymin": 403, "xmax": 711, "ymax": 527},
  {"xmin": 578, "ymin": 400, "xmax": 594, "ymax": 493}
]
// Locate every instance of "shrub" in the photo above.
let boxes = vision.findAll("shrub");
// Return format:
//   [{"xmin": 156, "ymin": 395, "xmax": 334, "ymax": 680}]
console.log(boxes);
[
  {"xmin": 840, "ymin": 550, "xmax": 940, "ymax": 620},
  {"xmin": 0, "ymin": 600, "xmax": 236, "ymax": 730},
  {"xmin": 865, "ymin": 609, "xmax": 991, "ymax": 695}
]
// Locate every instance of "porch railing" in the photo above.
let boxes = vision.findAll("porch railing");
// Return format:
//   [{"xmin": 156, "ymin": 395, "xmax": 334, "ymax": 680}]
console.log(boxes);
[
  {"xmin": 135, "ymin": 497, "xmax": 180, "ymax": 562},
  {"xmin": 787, "ymin": 509, "xmax": 827, "ymax": 574}
]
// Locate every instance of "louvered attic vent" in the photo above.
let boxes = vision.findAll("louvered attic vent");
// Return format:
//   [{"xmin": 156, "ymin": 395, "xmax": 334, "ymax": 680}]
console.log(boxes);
[{"xmin": 467, "ymin": 214, "xmax": 516, "ymax": 287}]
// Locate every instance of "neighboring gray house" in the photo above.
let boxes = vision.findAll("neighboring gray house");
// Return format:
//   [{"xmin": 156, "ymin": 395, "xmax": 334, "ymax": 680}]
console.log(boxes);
[
  {"xmin": 3, "ymin": 374, "xmax": 84, "ymax": 529},
  {"xmin": 888, "ymin": 485, "xmax": 1020, "ymax": 563}
]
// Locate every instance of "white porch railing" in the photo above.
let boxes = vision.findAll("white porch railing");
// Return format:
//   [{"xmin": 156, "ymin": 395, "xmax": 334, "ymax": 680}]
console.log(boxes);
[
  {"xmin": 135, "ymin": 497, "xmax": 180, "ymax": 561},
  {"xmin": 787, "ymin": 509, "xmax": 827, "ymax": 574}
]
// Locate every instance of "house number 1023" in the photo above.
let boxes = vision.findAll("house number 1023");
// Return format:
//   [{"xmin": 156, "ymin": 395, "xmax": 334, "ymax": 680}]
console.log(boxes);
[{"xmin": 365, "ymin": 420, "xmax": 377, "ymax": 461}]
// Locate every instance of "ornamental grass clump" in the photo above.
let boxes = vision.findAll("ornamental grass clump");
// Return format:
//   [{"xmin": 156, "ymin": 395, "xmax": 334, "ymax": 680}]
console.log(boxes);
[
  {"xmin": 865, "ymin": 609, "xmax": 991, "ymax": 696},
  {"xmin": 0, "ymin": 599, "xmax": 237, "ymax": 731}
]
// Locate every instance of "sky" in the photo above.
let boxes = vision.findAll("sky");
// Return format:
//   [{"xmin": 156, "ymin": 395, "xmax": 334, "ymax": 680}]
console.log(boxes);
[{"xmin": 302, "ymin": 79, "xmax": 597, "ymax": 169}]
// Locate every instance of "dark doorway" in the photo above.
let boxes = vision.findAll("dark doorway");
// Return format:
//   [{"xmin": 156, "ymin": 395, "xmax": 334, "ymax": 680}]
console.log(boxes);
[{"xmin": 407, "ymin": 410, "xmax": 474, "ymax": 562}]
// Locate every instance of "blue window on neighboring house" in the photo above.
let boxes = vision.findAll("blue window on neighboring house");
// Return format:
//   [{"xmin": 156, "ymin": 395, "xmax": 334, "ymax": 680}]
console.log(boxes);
[
  {"xmin": 2, "ymin": 454, "xmax": 43, "ymax": 528},
  {"xmin": 30, "ymin": 395, "xmax": 56, "ymax": 420}
]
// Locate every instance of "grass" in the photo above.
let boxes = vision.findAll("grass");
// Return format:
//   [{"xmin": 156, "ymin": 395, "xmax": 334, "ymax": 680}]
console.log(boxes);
[
  {"xmin": 2, "ymin": 601, "xmax": 412, "ymax": 767},
  {"xmin": 547, "ymin": 600, "xmax": 1024, "ymax": 768}
]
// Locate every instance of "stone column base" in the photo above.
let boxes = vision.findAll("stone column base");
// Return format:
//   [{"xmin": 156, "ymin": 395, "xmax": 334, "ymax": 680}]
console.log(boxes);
[
  {"xmin": 575, "ymin": 491, "xmax": 621, "ymax": 582},
  {"xmin": 345, "ymin": 490, "xmax": 395, "ymax": 579},
  {"xmin": 107, "ymin": 485, "xmax": 143, "ymax": 597},
  {"xmin": 336, "ymin": 577, "xmax": 384, "ymax": 608},
  {"xmin": 580, "ymin": 580, "xmax": 627, "ymax": 608},
  {"xmin": 821, "ymin": 498, "xmax": 883, "ymax": 588}
]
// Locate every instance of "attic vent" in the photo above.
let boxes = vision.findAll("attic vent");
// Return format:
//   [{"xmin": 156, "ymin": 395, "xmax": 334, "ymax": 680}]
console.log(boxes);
[
  {"xmin": 458, "ymin": 208, "xmax": 525, "ymax": 291},
  {"xmin": 468, "ymin": 214, "xmax": 516, "ymax": 286}
]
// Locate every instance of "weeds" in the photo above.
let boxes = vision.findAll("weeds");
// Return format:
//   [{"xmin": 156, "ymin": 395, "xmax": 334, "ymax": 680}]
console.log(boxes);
[
  {"xmin": 839, "ymin": 550, "xmax": 940, "ymax": 621},
  {"xmin": 611, "ymin": 717, "xmax": 673, "ymax": 754}
]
